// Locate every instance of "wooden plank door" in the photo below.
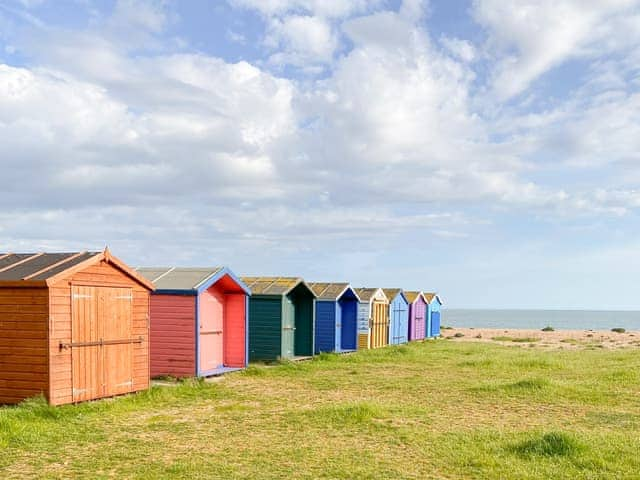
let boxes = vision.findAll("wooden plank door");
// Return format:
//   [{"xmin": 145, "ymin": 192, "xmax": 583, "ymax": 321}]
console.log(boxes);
[
  {"xmin": 71, "ymin": 286, "xmax": 102, "ymax": 402},
  {"xmin": 199, "ymin": 289, "xmax": 225, "ymax": 373},
  {"xmin": 101, "ymin": 287, "xmax": 133, "ymax": 396},
  {"xmin": 281, "ymin": 297, "xmax": 295, "ymax": 358}
]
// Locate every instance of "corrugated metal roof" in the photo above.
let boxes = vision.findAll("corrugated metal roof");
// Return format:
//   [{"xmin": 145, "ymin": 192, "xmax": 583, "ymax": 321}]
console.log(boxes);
[
  {"xmin": 137, "ymin": 267, "xmax": 223, "ymax": 291},
  {"xmin": 0, "ymin": 252, "xmax": 101, "ymax": 281},
  {"xmin": 241, "ymin": 277, "xmax": 305, "ymax": 295},
  {"xmin": 354, "ymin": 288, "xmax": 384, "ymax": 302},
  {"xmin": 382, "ymin": 288, "xmax": 402, "ymax": 301},
  {"xmin": 403, "ymin": 291, "xmax": 423, "ymax": 304},
  {"xmin": 308, "ymin": 282, "xmax": 351, "ymax": 300}
]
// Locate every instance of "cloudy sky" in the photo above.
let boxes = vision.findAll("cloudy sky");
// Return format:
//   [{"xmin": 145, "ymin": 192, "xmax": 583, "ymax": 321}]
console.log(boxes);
[{"xmin": 1, "ymin": 0, "xmax": 639, "ymax": 309}]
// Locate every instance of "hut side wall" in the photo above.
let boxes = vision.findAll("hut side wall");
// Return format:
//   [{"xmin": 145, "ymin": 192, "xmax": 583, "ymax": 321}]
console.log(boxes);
[
  {"xmin": 314, "ymin": 300, "xmax": 336, "ymax": 354},
  {"xmin": 357, "ymin": 302, "xmax": 370, "ymax": 350},
  {"xmin": 48, "ymin": 261, "xmax": 150, "ymax": 405},
  {"xmin": 248, "ymin": 296, "xmax": 282, "ymax": 361},
  {"xmin": 0, "ymin": 287, "xmax": 49, "ymax": 404},
  {"xmin": 224, "ymin": 293, "xmax": 246, "ymax": 368},
  {"xmin": 150, "ymin": 294, "xmax": 196, "ymax": 378}
]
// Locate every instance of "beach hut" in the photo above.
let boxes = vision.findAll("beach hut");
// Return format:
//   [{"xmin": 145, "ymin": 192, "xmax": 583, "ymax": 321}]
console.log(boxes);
[
  {"xmin": 354, "ymin": 288, "xmax": 389, "ymax": 349},
  {"xmin": 242, "ymin": 277, "xmax": 316, "ymax": 361},
  {"xmin": 383, "ymin": 289, "xmax": 409, "ymax": 345},
  {"xmin": 0, "ymin": 249, "xmax": 154, "ymax": 405},
  {"xmin": 137, "ymin": 267, "xmax": 250, "ymax": 378},
  {"xmin": 424, "ymin": 293, "xmax": 443, "ymax": 337},
  {"xmin": 405, "ymin": 291, "xmax": 428, "ymax": 341},
  {"xmin": 308, "ymin": 283, "xmax": 360, "ymax": 354}
]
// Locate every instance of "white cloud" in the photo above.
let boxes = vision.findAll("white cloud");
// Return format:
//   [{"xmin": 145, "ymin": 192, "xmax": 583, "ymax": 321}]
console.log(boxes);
[
  {"xmin": 473, "ymin": 0, "xmax": 640, "ymax": 100},
  {"xmin": 228, "ymin": 0, "xmax": 383, "ymax": 19},
  {"xmin": 265, "ymin": 15, "xmax": 338, "ymax": 68},
  {"xmin": 439, "ymin": 36, "xmax": 476, "ymax": 62}
]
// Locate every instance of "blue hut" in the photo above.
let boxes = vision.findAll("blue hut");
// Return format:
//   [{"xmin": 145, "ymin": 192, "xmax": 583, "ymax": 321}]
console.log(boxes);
[
  {"xmin": 383, "ymin": 289, "xmax": 409, "ymax": 345},
  {"xmin": 309, "ymin": 283, "xmax": 361, "ymax": 353},
  {"xmin": 424, "ymin": 293, "xmax": 443, "ymax": 337}
]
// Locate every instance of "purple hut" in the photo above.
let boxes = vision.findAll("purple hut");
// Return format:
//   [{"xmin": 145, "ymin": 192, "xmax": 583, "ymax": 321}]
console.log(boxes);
[{"xmin": 405, "ymin": 291, "xmax": 427, "ymax": 341}]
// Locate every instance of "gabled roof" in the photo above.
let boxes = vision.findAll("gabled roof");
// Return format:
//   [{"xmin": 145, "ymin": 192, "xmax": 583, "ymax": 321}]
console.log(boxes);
[
  {"xmin": 423, "ymin": 292, "xmax": 443, "ymax": 305},
  {"xmin": 354, "ymin": 287, "xmax": 387, "ymax": 302},
  {"xmin": 0, "ymin": 249, "xmax": 155, "ymax": 290},
  {"xmin": 382, "ymin": 288, "xmax": 407, "ymax": 303},
  {"xmin": 403, "ymin": 291, "xmax": 425, "ymax": 304},
  {"xmin": 136, "ymin": 267, "xmax": 250, "ymax": 295},
  {"xmin": 241, "ymin": 277, "xmax": 316, "ymax": 297},
  {"xmin": 308, "ymin": 282, "xmax": 360, "ymax": 301}
]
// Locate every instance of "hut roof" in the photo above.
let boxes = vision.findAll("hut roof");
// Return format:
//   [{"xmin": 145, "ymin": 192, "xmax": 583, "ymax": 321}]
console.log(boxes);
[
  {"xmin": 423, "ymin": 292, "xmax": 443, "ymax": 305},
  {"xmin": 403, "ymin": 291, "xmax": 425, "ymax": 304},
  {"xmin": 137, "ymin": 267, "xmax": 250, "ymax": 294},
  {"xmin": 241, "ymin": 277, "xmax": 315, "ymax": 297},
  {"xmin": 354, "ymin": 288, "xmax": 386, "ymax": 302},
  {"xmin": 0, "ymin": 249, "xmax": 154, "ymax": 290},
  {"xmin": 308, "ymin": 282, "xmax": 359, "ymax": 301},
  {"xmin": 382, "ymin": 288, "xmax": 405, "ymax": 302}
]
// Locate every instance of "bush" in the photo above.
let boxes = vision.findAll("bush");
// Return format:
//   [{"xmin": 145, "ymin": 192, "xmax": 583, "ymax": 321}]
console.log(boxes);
[
  {"xmin": 541, "ymin": 326, "xmax": 554, "ymax": 332},
  {"xmin": 611, "ymin": 327, "xmax": 626, "ymax": 333},
  {"xmin": 453, "ymin": 332, "xmax": 465, "ymax": 338}
]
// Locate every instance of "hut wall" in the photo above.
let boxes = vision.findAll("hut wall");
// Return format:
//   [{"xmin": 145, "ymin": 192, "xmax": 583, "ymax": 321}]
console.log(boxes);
[
  {"xmin": 224, "ymin": 293, "xmax": 247, "ymax": 368},
  {"xmin": 149, "ymin": 294, "xmax": 196, "ymax": 378},
  {"xmin": 0, "ymin": 287, "xmax": 49, "ymax": 404}
]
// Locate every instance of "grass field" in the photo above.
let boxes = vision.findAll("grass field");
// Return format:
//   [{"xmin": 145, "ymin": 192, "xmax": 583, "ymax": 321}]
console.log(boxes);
[{"xmin": 1, "ymin": 340, "xmax": 639, "ymax": 479}]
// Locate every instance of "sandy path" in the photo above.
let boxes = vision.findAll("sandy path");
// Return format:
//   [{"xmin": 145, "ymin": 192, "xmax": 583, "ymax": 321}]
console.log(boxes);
[{"xmin": 442, "ymin": 327, "xmax": 640, "ymax": 349}]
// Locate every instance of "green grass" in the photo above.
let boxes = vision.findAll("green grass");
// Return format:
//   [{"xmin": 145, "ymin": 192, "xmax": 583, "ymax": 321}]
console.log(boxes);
[{"xmin": 1, "ymin": 342, "xmax": 640, "ymax": 479}]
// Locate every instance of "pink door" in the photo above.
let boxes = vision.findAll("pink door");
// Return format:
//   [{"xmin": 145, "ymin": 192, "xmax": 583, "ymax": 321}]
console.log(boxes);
[{"xmin": 199, "ymin": 288, "xmax": 224, "ymax": 373}]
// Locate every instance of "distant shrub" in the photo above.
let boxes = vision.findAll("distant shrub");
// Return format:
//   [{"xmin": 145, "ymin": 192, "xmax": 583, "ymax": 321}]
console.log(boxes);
[
  {"xmin": 492, "ymin": 336, "xmax": 540, "ymax": 343},
  {"xmin": 475, "ymin": 334, "xmax": 482, "ymax": 339},
  {"xmin": 541, "ymin": 326, "xmax": 554, "ymax": 332},
  {"xmin": 441, "ymin": 325, "xmax": 454, "ymax": 330},
  {"xmin": 611, "ymin": 328, "xmax": 626, "ymax": 333},
  {"xmin": 453, "ymin": 332, "xmax": 465, "ymax": 338}
]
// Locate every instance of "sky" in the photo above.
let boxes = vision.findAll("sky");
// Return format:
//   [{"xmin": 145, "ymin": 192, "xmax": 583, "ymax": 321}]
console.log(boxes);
[{"xmin": 1, "ymin": 0, "xmax": 639, "ymax": 309}]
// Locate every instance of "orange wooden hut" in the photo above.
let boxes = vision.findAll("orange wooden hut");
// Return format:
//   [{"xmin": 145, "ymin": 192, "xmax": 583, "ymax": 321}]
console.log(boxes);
[{"xmin": 0, "ymin": 249, "xmax": 154, "ymax": 405}]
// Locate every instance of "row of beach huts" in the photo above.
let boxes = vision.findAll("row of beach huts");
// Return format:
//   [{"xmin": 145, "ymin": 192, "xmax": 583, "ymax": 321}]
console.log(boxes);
[{"xmin": 0, "ymin": 249, "xmax": 442, "ymax": 406}]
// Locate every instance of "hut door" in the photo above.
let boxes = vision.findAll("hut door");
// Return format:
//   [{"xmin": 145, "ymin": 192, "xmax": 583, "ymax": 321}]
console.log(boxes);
[
  {"xmin": 71, "ymin": 286, "xmax": 102, "ymax": 402},
  {"xmin": 392, "ymin": 302, "xmax": 407, "ymax": 344},
  {"xmin": 102, "ymin": 287, "xmax": 134, "ymax": 397},
  {"xmin": 371, "ymin": 302, "xmax": 388, "ymax": 348},
  {"xmin": 71, "ymin": 286, "xmax": 133, "ymax": 402},
  {"xmin": 200, "ymin": 289, "xmax": 225, "ymax": 373},
  {"xmin": 282, "ymin": 297, "xmax": 295, "ymax": 358}
]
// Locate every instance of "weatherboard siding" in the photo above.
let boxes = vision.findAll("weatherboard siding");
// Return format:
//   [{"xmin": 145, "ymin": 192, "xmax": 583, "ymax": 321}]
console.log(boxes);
[
  {"xmin": 149, "ymin": 294, "xmax": 196, "ymax": 378},
  {"xmin": 248, "ymin": 296, "xmax": 282, "ymax": 361},
  {"xmin": 314, "ymin": 300, "xmax": 336, "ymax": 354},
  {"xmin": 0, "ymin": 287, "xmax": 49, "ymax": 404}
]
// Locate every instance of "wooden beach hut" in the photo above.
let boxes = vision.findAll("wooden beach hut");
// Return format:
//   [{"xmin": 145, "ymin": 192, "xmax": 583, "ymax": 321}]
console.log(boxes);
[
  {"xmin": 424, "ymin": 293, "xmax": 443, "ymax": 337},
  {"xmin": 383, "ymin": 289, "xmax": 409, "ymax": 345},
  {"xmin": 354, "ymin": 288, "xmax": 389, "ymax": 349},
  {"xmin": 242, "ymin": 277, "xmax": 316, "ymax": 361},
  {"xmin": 0, "ymin": 249, "xmax": 154, "ymax": 405},
  {"xmin": 405, "ymin": 291, "xmax": 428, "ymax": 341},
  {"xmin": 308, "ymin": 283, "xmax": 360, "ymax": 354},
  {"xmin": 137, "ymin": 267, "xmax": 250, "ymax": 378}
]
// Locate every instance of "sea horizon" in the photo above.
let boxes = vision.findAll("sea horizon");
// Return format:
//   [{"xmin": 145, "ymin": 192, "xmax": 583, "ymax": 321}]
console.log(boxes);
[{"xmin": 443, "ymin": 308, "xmax": 640, "ymax": 331}]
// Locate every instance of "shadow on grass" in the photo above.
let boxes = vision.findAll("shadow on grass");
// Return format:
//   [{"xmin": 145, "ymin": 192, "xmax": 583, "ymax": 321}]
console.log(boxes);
[{"xmin": 511, "ymin": 432, "xmax": 585, "ymax": 458}]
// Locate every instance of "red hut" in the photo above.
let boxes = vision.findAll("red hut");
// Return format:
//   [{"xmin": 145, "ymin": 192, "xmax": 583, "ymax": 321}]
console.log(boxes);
[
  {"xmin": 0, "ymin": 249, "xmax": 154, "ymax": 405},
  {"xmin": 137, "ymin": 267, "xmax": 250, "ymax": 377}
]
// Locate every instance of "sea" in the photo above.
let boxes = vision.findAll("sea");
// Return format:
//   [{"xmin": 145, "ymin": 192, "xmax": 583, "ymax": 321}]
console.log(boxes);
[{"xmin": 443, "ymin": 309, "xmax": 640, "ymax": 331}]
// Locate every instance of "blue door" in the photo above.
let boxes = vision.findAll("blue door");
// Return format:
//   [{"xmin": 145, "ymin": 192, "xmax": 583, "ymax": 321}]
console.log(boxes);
[
  {"xmin": 431, "ymin": 311, "xmax": 440, "ymax": 337},
  {"xmin": 389, "ymin": 298, "xmax": 408, "ymax": 344},
  {"xmin": 340, "ymin": 299, "xmax": 358, "ymax": 351},
  {"xmin": 315, "ymin": 301, "xmax": 336, "ymax": 353}
]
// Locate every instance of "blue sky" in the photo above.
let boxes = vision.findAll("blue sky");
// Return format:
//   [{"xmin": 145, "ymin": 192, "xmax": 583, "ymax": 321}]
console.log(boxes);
[{"xmin": 1, "ymin": 0, "xmax": 639, "ymax": 309}]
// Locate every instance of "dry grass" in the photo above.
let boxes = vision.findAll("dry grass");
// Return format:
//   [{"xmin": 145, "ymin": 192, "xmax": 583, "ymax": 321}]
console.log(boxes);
[{"xmin": 1, "ymin": 341, "xmax": 640, "ymax": 479}]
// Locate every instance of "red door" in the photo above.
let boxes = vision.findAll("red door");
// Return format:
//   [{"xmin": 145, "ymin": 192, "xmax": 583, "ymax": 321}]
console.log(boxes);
[{"xmin": 199, "ymin": 288, "xmax": 224, "ymax": 373}]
